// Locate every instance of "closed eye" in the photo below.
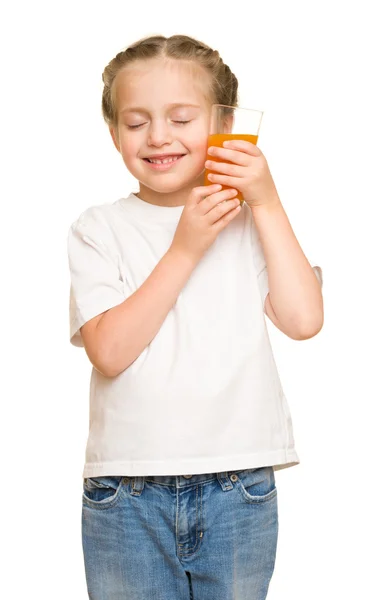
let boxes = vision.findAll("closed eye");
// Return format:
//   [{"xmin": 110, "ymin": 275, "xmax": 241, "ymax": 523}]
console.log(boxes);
[{"xmin": 127, "ymin": 120, "xmax": 191, "ymax": 130}]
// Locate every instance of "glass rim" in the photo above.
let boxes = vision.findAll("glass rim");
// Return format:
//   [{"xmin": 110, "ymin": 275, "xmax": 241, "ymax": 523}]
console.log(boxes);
[{"xmin": 212, "ymin": 103, "xmax": 264, "ymax": 115}]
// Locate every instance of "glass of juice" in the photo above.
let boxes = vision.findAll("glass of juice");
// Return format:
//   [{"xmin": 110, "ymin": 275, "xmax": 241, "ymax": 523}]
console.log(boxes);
[{"xmin": 204, "ymin": 104, "xmax": 264, "ymax": 203}]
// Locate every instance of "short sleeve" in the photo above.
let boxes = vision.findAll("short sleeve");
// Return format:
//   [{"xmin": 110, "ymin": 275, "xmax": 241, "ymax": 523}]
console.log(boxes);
[
  {"xmin": 250, "ymin": 212, "xmax": 323, "ymax": 309},
  {"xmin": 67, "ymin": 211, "xmax": 126, "ymax": 347}
]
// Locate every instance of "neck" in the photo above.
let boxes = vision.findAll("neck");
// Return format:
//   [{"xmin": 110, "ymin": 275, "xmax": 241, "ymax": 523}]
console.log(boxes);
[{"xmin": 136, "ymin": 172, "xmax": 205, "ymax": 207}]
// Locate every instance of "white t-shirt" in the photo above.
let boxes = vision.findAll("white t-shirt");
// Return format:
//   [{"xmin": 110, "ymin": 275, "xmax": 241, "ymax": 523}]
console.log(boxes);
[{"xmin": 67, "ymin": 193, "xmax": 323, "ymax": 478}]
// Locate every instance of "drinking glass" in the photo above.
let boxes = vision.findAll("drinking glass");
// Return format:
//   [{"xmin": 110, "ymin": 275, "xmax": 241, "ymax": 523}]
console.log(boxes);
[{"xmin": 204, "ymin": 104, "xmax": 264, "ymax": 203}]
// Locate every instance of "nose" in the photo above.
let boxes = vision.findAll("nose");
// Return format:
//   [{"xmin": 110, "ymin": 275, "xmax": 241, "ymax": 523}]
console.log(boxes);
[{"xmin": 147, "ymin": 119, "xmax": 173, "ymax": 147}]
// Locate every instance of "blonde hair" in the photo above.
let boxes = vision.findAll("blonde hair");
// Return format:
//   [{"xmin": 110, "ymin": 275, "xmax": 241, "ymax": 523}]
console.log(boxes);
[{"xmin": 101, "ymin": 34, "xmax": 239, "ymax": 127}]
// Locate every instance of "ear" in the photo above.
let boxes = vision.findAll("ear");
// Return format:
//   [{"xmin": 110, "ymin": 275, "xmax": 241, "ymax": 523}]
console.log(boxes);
[{"xmin": 109, "ymin": 126, "xmax": 120, "ymax": 152}]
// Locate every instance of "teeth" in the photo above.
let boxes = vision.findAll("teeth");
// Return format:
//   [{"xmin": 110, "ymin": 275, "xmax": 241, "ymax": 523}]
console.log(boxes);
[{"xmin": 148, "ymin": 156, "xmax": 180, "ymax": 164}]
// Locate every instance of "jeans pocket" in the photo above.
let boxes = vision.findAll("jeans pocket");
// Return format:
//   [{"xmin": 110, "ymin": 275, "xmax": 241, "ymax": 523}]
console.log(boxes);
[
  {"xmin": 236, "ymin": 466, "xmax": 277, "ymax": 503},
  {"xmin": 82, "ymin": 476, "xmax": 123, "ymax": 507}
]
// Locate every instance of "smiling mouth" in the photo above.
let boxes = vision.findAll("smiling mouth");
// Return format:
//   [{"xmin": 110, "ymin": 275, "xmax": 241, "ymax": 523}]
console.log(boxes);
[
  {"xmin": 143, "ymin": 155, "xmax": 185, "ymax": 164},
  {"xmin": 142, "ymin": 155, "xmax": 186, "ymax": 171}
]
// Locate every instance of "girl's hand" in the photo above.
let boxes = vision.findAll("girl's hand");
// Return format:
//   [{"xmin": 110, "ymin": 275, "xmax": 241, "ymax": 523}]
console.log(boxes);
[
  {"xmin": 205, "ymin": 140, "xmax": 280, "ymax": 209},
  {"xmin": 170, "ymin": 184, "xmax": 242, "ymax": 263}
]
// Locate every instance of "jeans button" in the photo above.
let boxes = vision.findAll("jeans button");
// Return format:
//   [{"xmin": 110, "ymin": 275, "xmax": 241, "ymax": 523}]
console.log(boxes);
[{"xmin": 183, "ymin": 474, "xmax": 192, "ymax": 479}]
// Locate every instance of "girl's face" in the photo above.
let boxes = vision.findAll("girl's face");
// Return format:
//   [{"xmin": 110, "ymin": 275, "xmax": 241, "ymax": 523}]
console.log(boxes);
[{"xmin": 109, "ymin": 59, "xmax": 213, "ymax": 206}]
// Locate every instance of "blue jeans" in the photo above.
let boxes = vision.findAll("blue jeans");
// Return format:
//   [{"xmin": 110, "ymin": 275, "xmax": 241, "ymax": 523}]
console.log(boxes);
[{"xmin": 82, "ymin": 467, "xmax": 278, "ymax": 599}]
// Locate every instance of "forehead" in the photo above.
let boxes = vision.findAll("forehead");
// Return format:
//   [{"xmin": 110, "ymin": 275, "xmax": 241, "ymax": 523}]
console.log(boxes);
[{"xmin": 113, "ymin": 59, "xmax": 212, "ymax": 113}]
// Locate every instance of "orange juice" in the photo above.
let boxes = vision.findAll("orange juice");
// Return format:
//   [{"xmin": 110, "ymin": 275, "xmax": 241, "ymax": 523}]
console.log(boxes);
[{"xmin": 204, "ymin": 133, "xmax": 258, "ymax": 203}]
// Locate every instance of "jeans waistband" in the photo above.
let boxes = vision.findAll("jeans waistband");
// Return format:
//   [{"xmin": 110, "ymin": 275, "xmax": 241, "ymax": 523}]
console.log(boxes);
[{"xmin": 131, "ymin": 470, "xmax": 245, "ymax": 493}]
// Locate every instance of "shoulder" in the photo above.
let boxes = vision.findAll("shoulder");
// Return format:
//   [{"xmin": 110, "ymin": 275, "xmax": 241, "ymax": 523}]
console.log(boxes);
[
  {"xmin": 69, "ymin": 200, "xmax": 117, "ymax": 229},
  {"xmin": 68, "ymin": 198, "xmax": 124, "ymax": 239}
]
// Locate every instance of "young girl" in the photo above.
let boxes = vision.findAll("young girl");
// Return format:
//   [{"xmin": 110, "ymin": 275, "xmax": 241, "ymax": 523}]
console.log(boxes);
[{"xmin": 68, "ymin": 34, "xmax": 323, "ymax": 600}]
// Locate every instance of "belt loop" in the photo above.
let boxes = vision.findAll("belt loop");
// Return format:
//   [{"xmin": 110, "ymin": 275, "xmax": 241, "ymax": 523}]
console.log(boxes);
[
  {"xmin": 216, "ymin": 471, "xmax": 234, "ymax": 491},
  {"xmin": 130, "ymin": 475, "xmax": 144, "ymax": 496}
]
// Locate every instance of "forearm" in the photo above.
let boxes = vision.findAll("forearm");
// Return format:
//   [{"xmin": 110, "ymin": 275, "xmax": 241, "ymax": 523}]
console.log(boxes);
[
  {"xmin": 250, "ymin": 194, "xmax": 324, "ymax": 336},
  {"xmin": 96, "ymin": 248, "xmax": 198, "ymax": 377}
]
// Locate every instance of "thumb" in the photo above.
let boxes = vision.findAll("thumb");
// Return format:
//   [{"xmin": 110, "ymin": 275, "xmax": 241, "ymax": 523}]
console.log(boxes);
[{"xmin": 189, "ymin": 184, "xmax": 222, "ymax": 205}]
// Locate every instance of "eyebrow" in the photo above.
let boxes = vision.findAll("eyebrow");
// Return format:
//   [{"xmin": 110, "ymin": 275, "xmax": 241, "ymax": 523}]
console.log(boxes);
[{"xmin": 120, "ymin": 103, "xmax": 201, "ymax": 115}]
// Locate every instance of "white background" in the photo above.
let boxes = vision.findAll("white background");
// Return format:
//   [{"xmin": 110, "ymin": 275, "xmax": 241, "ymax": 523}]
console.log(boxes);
[{"xmin": 2, "ymin": 0, "xmax": 364, "ymax": 598}]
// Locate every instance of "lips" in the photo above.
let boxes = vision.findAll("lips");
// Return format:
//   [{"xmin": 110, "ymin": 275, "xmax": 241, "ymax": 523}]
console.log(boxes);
[
  {"xmin": 142, "ymin": 154, "xmax": 185, "ymax": 171},
  {"xmin": 144, "ymin": 154, "xmax": 185, "ymax": 162}
]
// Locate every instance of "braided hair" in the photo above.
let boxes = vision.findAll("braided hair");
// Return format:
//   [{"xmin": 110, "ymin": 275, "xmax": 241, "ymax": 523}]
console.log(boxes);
[{"xmin": 101, "ymin": 34, "xmax": 239, "ymax": 127}]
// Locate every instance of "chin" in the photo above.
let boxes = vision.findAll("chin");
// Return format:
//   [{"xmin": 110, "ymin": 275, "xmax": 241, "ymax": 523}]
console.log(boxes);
[{"xmin": 142, "ymin": 177, "xmax": 200, "ymax": 194}]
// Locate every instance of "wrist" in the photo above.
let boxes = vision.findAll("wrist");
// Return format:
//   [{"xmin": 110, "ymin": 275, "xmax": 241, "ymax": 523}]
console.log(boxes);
[
  {"xmin": 167, "ymin": 245, "xmax": 200, "ymax": 270},
  {"xmin": 250, "ymin": 194, "xmax": 282, "ymax": 217}
]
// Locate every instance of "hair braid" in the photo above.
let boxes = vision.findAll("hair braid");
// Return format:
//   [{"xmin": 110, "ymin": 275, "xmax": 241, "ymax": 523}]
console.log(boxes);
[{"xmin": 102, "ymin": 34, "xmax": 239, "ymax": 127}]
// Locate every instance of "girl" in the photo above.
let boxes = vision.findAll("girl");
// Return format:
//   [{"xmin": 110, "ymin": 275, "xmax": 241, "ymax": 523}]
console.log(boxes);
[{"xmin": 68, "ymin": 34, "xmax": 323, "ymax": 600}]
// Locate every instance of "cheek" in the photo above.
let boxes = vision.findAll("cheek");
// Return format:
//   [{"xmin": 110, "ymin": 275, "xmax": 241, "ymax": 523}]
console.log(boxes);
[
  {"xmin": 193, "ymin": 136, "xmax": 209, "ymax": 162},
  {"xmin": 188, "ymin": 124, "xmax": 209, "ymax": 155},
  {"xmin": 119, "ymin": 137, "xmax": 140, "ymax": 163},
  {"xmin": 197, "ymin": 138, "xmax": 209, "ymax": 155}
]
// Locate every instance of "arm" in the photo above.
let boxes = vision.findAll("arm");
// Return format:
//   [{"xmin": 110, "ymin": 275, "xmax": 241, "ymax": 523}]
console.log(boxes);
[
  {"xmin": 251, "ymin": 195, "xmax": 324, "ymax": 340},
  {"xmin": 83, "ymin": 248, "xmax": 198, "ymax": 377}
]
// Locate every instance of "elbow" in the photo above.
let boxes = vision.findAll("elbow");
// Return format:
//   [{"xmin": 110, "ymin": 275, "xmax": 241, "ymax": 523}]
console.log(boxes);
[
  {"xmin": 86, "ymin": 347, "xmax": 122, "ymax": 378},
  {"xmin": 89, "ymin": 356, "xmax": 117, "ymax": 378},
  {"xmin": 94, "ymin": 364, "xmax": 123, "ymax": 378},
  {"xmin": 99, "ymin": 360, "xmax": 122, "ymax": 378},
  {"xmin": 99, "ymin": 355, "xmax": 130, "ymax": 378},
  {"xmin": 292, "ymin": 313, "xmax": 324, "ymax": 341},
  {"xmin": 94, "ymin": 365, "xmax": 115, "ymax": 378}
]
